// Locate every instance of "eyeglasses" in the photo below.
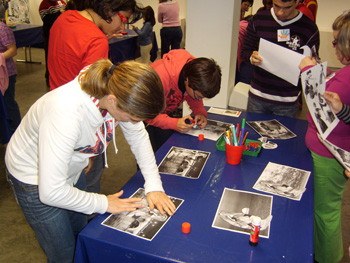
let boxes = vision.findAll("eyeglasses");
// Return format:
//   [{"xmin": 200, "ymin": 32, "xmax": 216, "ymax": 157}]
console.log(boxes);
[
  {"xmin": 332, "ymin": 40, "xmax": 338, "ymax": 48},
  {"xmin": 117, "ymin": 11, "xmax": 128, "ymax": 24}
]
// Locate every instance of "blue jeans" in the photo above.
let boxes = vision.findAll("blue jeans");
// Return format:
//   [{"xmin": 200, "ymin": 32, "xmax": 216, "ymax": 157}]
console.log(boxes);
[
  {"xmin": 3, "ymin": 75, "xmax": 21, "ymax": 134},
  {"xmin": 160, "ymin": 26, "xmax": 183, "ymax": 57},
  {"xmin": 247, "ymin": 96, "xmax": 299, "ymax": 118},
  {"xmin": 6, "ymin": 171, "xmax": 87, "ymax": 263}
]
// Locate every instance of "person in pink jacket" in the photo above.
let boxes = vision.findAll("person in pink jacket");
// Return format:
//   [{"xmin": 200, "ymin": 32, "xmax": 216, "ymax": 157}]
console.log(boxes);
[{"xmin": 146, "ymin": 49, "xmax": 221, "ymax": 152}]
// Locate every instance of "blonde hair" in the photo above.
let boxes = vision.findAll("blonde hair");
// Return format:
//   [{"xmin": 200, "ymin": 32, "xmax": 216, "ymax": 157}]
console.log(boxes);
[
  {"xmin": 333, "ymin": 10, "xmax": 350, "ymax": 59},
  {"xmin": 80, "ymin": 59, "xmax": 165, "ymax": 120}
]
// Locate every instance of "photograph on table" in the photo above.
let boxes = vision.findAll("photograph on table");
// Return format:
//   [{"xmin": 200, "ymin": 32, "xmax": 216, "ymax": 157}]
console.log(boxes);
[
  {"xmin": 207, "ymin": 107, "xmax": 242, "ymax": 118},
  {"xmin": 317, "ymin": 133, "xmax": 350, "ymax": 171},
  {"xmin": 158, "ymin": 146, "xmax": 210, "ymax": 179},
  {"xmin": 185, "ymin": 119, "xmax": 232, "ymax": 141},
  {"xmin": 301, "ymin": 62, "xmax": 339, "ymax": 139},
  {"xmin": 102, "ymin": 188, "xmax": 184, "ymax": 241},
  {"xmin": 212, "ymin": 188, "xmax": 273, "ymax": 238},
  {"xmin": 247, "ymin": 119, "xmax": 296, "ymax": 139},
  {"xmin": 253, "ymin": 162, "xmax": 311, "ymax": 201}
]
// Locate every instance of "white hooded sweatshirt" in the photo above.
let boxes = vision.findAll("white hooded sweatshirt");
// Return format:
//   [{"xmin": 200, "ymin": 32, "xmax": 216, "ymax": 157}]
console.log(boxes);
[{"xmin": 5, "ymin": 76, "xmax": 164, "ymax": 215}]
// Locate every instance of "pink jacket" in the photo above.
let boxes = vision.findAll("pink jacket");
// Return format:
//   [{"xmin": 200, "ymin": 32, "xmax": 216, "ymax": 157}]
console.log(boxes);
[
  {"xmin": 148, "ymin": 49, "xmax": 207, "ymax": 131},
  {"xmin": 0, "ymin": 53, "xmax": 8, "ymax": 95}
]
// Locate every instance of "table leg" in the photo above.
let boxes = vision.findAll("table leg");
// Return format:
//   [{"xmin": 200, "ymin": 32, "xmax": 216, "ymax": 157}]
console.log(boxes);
[{"xmin": 16, "ymin": 46, "xmax": 42, "ymax": 64}]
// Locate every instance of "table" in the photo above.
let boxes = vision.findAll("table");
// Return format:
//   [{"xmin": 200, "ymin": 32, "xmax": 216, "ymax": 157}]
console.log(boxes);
[
  {"xmin": 75, "ymin": 111, "xmax": 314, "ymax": 263},
  {"xmin": 12, "ymin": 24, "xmax": 44, "ymax": 64},
  {"xmin": 108, "ymin": 30, "xmax": 158, "ymax": 64}
]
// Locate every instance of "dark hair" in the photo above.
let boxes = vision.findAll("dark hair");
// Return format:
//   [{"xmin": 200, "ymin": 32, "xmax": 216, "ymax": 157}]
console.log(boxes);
[
  {"xmin": 242, "ymin": 0, "xmax": 254, "ymax": 5},
  {"xmin": 65, "ymin": 0, "xmax": 143, "ymax": 24},
  {"xmin": 183, "ymin": 58, "xmax": 222, "ymax": 99},
  {"xmin": 80, "ymin": 59, "xmax": 165, "ymax": 120},
  {"xmin": 143, "ymin": 6, "xmax": 155, "ymax": 26}
]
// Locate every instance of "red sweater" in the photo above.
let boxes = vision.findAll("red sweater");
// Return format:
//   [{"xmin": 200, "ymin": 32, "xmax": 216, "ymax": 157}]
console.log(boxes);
[{"xmin": 48, "ymin": 10, "xmax": 108, "ymax": 90}]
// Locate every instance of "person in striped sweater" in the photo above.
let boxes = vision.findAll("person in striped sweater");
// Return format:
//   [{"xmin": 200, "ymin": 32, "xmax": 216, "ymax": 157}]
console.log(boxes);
[{"xmin": 241, "ymin": 0, "xmax": 319, "ymax": 118}]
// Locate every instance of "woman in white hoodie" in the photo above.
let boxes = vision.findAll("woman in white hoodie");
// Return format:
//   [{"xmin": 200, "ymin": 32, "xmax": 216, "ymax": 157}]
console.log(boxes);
[{"xmin": 5, "ymin": 59, "xmax": 176, "ymax": 263}]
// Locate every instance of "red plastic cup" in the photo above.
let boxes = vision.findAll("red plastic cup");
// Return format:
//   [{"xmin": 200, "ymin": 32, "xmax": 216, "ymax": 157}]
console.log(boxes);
[{"xmin": 225, "ymin": 143, "xmax": 244, "ymax": 165}]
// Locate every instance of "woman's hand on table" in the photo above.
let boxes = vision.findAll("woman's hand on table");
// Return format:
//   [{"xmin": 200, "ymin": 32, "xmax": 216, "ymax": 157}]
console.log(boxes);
[
  {"xmin": 147, "ymin": 191, "xmax": 176, "ymax": 216},
  {"xmin": 106, "ymin": 190, "xmax": 144, "ymax": 214}
]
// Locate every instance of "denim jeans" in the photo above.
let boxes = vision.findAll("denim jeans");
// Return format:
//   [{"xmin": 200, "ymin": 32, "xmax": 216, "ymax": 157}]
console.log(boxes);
[
  {"xmin": 160, "ymin": 26, "xmax": 183, "ymax": 57},
  {"xmin": 3, "ymin": 75, "xmax": 21, "ymax": 134},
  {"xmin": 6, "ymin": 171, "xmax": 87, "ymax": 263},
  {"xmin": 247, "ymin": 96, "xmax": 299, "ymax": 118}
]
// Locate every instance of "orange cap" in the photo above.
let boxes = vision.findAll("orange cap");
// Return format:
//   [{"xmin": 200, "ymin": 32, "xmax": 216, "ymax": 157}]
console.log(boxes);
[
  {"xmin": 198, "ymin": 134, "xmax": 204, "ymax": 141},
  {"xmin": 182, "ymin": 222, "xmax": 191, "ymax": 233}
]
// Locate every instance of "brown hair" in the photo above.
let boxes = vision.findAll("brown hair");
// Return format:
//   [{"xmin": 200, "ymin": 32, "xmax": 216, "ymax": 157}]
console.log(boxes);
[
  {"xmin": 66, "ymin": 0, "xmax": 143, "ymax": 24},
  {"xmin": 183, "ymin": 58, "xmax": 222, "ymax": 99},
  {"xmin": 80, "ymin": 59, "xmax": 165, "ymax": 120},
  {"xmin": 332, "ymin": 10, "xmax": 350, "ymax": 59}
]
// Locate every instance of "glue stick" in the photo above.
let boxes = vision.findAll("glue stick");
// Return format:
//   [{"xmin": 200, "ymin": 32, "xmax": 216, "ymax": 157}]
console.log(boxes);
[{"xmin": 249, "ymin": 216, "xmax": 261, "ymax": 247}]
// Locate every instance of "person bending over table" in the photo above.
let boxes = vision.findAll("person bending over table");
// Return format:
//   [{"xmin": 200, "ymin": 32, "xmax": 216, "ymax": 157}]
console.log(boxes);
[
  {"xmin": 5, "ymin": 59, "xmax": 176, "ymax": 263},
  {"xmin": 146, "ymin": 49, "xmax": 222, "ymax": 152},
  {"xmin": 299, "ymin": 10, "xmax": 350, "ymax": 263},
  {"xmin": 48, "ymin": 0, "xmax": 143, "ymax": 195}
]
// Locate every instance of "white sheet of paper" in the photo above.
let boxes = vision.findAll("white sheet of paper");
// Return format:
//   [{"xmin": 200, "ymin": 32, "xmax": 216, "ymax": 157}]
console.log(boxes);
[{"xmin": 258, "ymin": 38, "xmax": 305, "ymax": 86}]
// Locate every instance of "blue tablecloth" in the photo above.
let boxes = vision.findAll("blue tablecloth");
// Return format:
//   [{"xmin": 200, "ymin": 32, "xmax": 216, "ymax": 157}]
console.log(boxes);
[
  {"xmin": 76, "ymin": 111, "xmax": 314, "ymax": 263},
  {"xmin": 108, "ymin": 29, "xmax": 158, "ymax": 64},
  {"xmin": 12, "ymin": 24, "xmax": 44, "ymax": 48}
]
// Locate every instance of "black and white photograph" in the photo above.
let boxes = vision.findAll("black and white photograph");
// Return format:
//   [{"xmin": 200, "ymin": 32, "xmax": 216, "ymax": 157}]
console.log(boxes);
[
  {"xmin": 185, "ymin": 119, "xmax": 233, "ymax": 141},
  {"xmin": 253, "ymin": 162, "xmax": 311, "ymax": 201},
  {"xmin": 247, "ymin": 119, "xmax": 296, "ymax": 140},
  {"xmin": 212, "ymin": 188, "xmax": 273, "ymax": 238},
  {"xmin": 301, "ymin": 62, "xmax": 339, "ymax": 139},
  {"xmin": 207, "ymin": 107, "xmax": 242, "ymax": 118},
  {"xmin": 317, "ymin": 134, "xmax": 350, "ymax": 170},
  {"xmin": 102, "ymin": 188, "xmax": 184, "ymax": 241},
  {"xmin": 158, "ymin": 146, "xmax": 210, "ymax": 179}
]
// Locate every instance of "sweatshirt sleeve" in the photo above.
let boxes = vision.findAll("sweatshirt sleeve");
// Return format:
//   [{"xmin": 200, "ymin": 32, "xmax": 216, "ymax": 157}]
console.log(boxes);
[
  {"xmin": 241, "ymin": 19, "xmax": 259, "ymax": 64},
  {"xmin": 119, "ymin": 121, "xmax": 164, "ymax": 193},
  {"xmin": 145, "ymin": 113, "xmax": 179, "ymax": 131},
  {"xmin": 38, "ymin": 107, "xmax": 108, "ymax": 215},
  {"xmin": 337, "ymin": 104, "xmax": 350, "ymax": 125}
]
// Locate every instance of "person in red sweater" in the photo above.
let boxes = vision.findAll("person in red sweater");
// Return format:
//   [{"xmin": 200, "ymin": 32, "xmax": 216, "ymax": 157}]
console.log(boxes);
[
  {"xmin": 146, "ymin": 49, "xmax": 222, "ymax": 152},
  {"xmin": 47, "ymin": 0, "xmax": 143, "ymax": 195}
]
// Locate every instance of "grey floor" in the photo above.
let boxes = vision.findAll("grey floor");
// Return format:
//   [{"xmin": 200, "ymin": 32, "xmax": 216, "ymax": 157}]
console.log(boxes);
[{"xmin": 0, "ymin": 48, "xmax": 349, "ymax": 262}]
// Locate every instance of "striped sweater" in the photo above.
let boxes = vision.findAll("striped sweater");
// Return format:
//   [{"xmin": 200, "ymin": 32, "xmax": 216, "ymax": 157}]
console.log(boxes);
[{"xmin": 241, "ymin": 8, "xmax": 319, "ymax": 105}]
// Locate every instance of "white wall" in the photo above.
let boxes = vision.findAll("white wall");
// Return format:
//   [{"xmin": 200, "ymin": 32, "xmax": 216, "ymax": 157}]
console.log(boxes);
[{"xmin": 185, "ymin": 0, "xmax": 241, "ymax": 111}]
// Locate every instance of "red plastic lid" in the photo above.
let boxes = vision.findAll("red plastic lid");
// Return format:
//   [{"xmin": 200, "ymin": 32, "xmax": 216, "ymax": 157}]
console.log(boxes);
[
  {"xmin": 182, "ymin": 222, "xmax": 191, "ymax": 233},
  {"xmin": 198, "ymin": 134, "xmax": 204, "ymax": 141}
]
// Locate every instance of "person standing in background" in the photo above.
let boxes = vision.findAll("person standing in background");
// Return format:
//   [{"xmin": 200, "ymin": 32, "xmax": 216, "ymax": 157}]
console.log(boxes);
[
  {"xmin": 39, "ymin": 0, "xmax": 66, "ymax": 88},
  {"xmin": 240, "ymin": 0, "xmax": 254, "ymax": 20},
  {"xmin": 0, "ymin": 21, "xmax": 20, "ymax": 136},
  {"xmin": 132, "ymin": 6, "xmax": 155, "ymax": 65},
  {"xmin": 241, "ymin": 0, "xmax": 319, "ymax": 118},
  {"xmin": 158, "ymin": 0, "xmax": 182, "ymax": 58},
  {"xmin": 0, "ymin": 0, "xmax": 10, "ymax": 24},
  {"xmin": 297, "ymin": 0, "xmax": 317, "ymax": 21}
]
